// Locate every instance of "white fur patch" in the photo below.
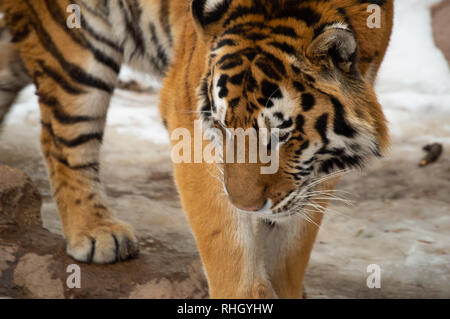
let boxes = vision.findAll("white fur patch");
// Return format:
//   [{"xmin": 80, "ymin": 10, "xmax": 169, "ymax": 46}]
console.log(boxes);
[
  {"xmin": 325, "ymin": 22, "xmax": 349, "ymax": 31},
  {"xmin": 204, "ymin": 0, "xmax": 227, "ymax": 13},
  {"xmin": 234, "ymin": 211, "xmax": 306, "ymax": 297},
  {"xmin": 257, "ymin": 87, "xmax": 296, "ymax": 143}
]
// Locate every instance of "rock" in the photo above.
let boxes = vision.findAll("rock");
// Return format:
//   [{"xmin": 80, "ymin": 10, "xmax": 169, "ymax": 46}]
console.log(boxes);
[
  {"xmin": 0, "ymin": 165, "xmax": 42, "ymax": 229},
  {"xmin": 0, "ymin": 166, "xmax": 208, "ymax": 299},
  {"xmin": 0, "ymin": 245, "xmax": 17, "ymax": 278},
  {"xmin": 432, "ymin": 0, "xmax": 450, "ymax": 66},
  {"xmin": 13, "ymin": 253, "xmax": 65, "ymax": 299},
  {"xmin": 0, "ymin": 162, "xmax": 208, "ymax": 299},
  {"xmin": 129, "ymin": 260, "xmax": 207, "ymax": 299}
]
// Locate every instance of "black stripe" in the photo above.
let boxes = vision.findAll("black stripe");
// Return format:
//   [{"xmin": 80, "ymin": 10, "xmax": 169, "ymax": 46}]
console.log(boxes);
[
  {"xmin": 149, "ymin": 23, "xmax": 169, "ymax": 72},
  {"xmin": 222, "ymin": 5, "xmax": 266, "ymax": 28},
  {"xmin": 276, "ymin": 6, "xmax": 321, "ymax": 27},
  {"xmin": 42, "ymin": 124, "xmax": 101, "ymax": 169},
  {"xmin": 223, "ymin": 22, "xmax": 267, "ymax": 36},
  {"xmin": 267, "ymin": 41, "xmax": 297, "ymax": 56},
  {"xmin": 37, "ymin": 60, "xmax": 85, "ymax": 95},
  {"xmin": 271, "ymin": 26, "xmax": 299, "ymax": 38},
  {"xmin": 217, "ymin": 74, "xmax": 229, "ymax": 98},
  {"xmin": 301, "ymin": 93, "xmax": 315, "ymax": 112},
  {"xmin": 261, "ymin": 80, "xmax": 282, "ymax": 99},
  {"xmin": 255, "ymin": 61, "xmax": 281, "ymax": 81},
  {"xmin": 48, "ymin": 0, "xmax": 122, "ymax": 75},
  {"xmin": 261, "ymin": 51, "xmax": 287, "ymax": 77},
  {"xmin": 24, "ymin": 0, "xmax": 114, "ymax": 93},
  {"xmin": 84, "ymin": 38, "xmax": 121, "ymax": 74},
  {"xmin": 159, "ymin": 0, "xmax": 173, "ymax": 45},
  {"xmin": 228, "ymin": 97, "xmax": 240, "ymax": 108},
  {"xmin": 295, "ymin": 140, "xmax": 310, "ymax": 156},
  {"xmin": 39, "ymin": 93, "xmax": 100, "ymax": 124},
  {"xmin": 120, "ymin": 0, "xmax": 145, "ymax": 61},
  {"xmin": 295, "ymin": 114, "xmax": 305, "ymax": 134},
  {"xmin": 78, "ymin": 0, "xmax": 110, "ymax": 23},
  {"xmin": 214, "ymin": 38, "xmax": 237, "ymax": 50},
  {"xmin": 244, "ymin": 32, "xmax": 268, "ymax": 41},
  {"xmin": 42, "ymin": 119, "xmax": 103, "ymax": 148},
  {"xmin": 81, "ymin": 17, "xmax": 123, "ymax": 54},
  {"xmin": 6, "ymin": 12, "xmax": 30, "ymax": 42},
  {"xmin": 52, "ymin": 153, "xmax": 100, "ymax": 172},
  {"xmin": 199, "ymin": 77, "xmax": 213, "ymax": 117},
  {"xmin": 219, "ymin": 58, "xmax": 244, "ymax": 70},
  {"xmin": 44, "ymin": 0, "xmax": 86, "ymax": 47},
  {"xmin": 279, "ymin": 118, "xmax": 293, "ymax": 129},
  {"xmin": 330, "ymin": 96, "xmax": 357, "ymax": 138},
  {"xmin": 359, "ymin": 0, "xmax": 386, "ymax": 6},
  {"xmin": 223, "ymin": 22, "xmax": 298, "ymax": 39},
  {"xmin": 9, "ymin": 12, "xmax": 25, "ymax": 25},
  {"xmin": 245, "ymin": 71, "xmax": 258, "ymax": 92},
  {"xmin": 315, "ymin": 113, "xmax": 330, "ymax": 146},
  {"xmin": 56, "ymin": 132, "xmax": 103, "ymax": 148},
  {"xmin": 11, "ymin": 25, "xmax": 31, "ymax": 43},
  {"xmin": 229, "ymin": 71, "xmax": 246, "ymax": 85},
  {"xmin": 293, "ymin": 81, "xmax": 305, "ymax": 92}
]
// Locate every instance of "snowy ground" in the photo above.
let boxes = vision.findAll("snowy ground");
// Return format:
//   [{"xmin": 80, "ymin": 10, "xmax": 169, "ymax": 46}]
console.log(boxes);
[{"xmin": 0, "ymin": 0, "xmax": 449, "ymax": 298}]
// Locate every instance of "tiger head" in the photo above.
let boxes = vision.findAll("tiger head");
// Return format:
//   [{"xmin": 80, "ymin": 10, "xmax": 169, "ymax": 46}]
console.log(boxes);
[{"xmin": 192, "ymin": 0, "xmax": 389, "ymax": 215}]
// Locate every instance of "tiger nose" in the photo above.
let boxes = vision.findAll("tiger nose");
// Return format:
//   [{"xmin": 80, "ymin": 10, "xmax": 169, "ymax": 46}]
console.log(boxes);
[
  {"xmin": 224, "ymin": 163, "xmax": 267, "ymax": 212},
  {"xmin": 227, "ymin": 188, "xmax": 267, "ymax": 212},
  {"xmin": 231, "ymin": 199, "xmax": 268, "ymax": 212}
]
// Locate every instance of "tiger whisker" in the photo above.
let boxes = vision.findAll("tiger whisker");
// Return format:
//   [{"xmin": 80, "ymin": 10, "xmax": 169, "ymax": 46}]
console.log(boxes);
[
  {"xmin": 302, "ymin": 189, "xmax": 353, "ymax": 196},
  {"xmin": 303, "ymin": 169, "xmax": 350, "ymax": 191},
  {"xmin": 307, "ymin": 196, "xmax": 355, "ymax": 206},
  {"xmin": 303, "ymin": 202, "xmax": 350, "ymax": 219},
  {"xmin": 288, "ymin": 207, "xmax": 324, "ymax": 230},
  {"xmin": 205, "ymin": 166, "xmax": 227, "ymax": 195}
]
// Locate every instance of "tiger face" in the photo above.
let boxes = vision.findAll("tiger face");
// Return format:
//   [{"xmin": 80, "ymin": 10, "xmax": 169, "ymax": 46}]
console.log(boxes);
[{"xmin": 192, "ymin": 0, "xmax": 389, "ymax": 215}]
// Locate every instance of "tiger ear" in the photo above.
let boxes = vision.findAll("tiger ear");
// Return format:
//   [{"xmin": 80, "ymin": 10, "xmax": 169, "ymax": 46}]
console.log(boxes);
[
  {"xmin": 307, "ymin": 27, "xmax": 358, "ymax": 73},
  {"xmin": 191, "ymin": 0, "xmax": 232, "ymax": 38}
]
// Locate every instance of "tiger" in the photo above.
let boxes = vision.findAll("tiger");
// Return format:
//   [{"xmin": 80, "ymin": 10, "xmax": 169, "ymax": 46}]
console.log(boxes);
[{"xmin": 0, "ymin": 0, "xmax": 393, "ymax": 298}]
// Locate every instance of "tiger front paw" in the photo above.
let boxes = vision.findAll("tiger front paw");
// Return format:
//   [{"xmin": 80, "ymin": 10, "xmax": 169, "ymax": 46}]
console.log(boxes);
[{"xmin": 65, "ymin": 220, "xmax": 139, "ymax": 264}]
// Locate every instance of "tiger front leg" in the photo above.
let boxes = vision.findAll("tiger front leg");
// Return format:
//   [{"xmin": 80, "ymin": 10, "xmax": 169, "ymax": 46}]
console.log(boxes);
[
  {"xmin": 173, "ymin": 162, "xmax": 279, "ymax": 298},
  {"xmin": 39, "ymin": 92, "xmax": 139, "ymax": 263},
  {"xmin": 19, "ymin": 45, "xmax": 139, "ymax": 263},
  {"xmin": 3, "ymin": 0, "xmax": 139, "ymax": 264}
]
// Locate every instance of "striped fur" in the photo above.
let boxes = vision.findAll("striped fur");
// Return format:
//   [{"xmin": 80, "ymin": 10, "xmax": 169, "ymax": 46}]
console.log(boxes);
[
  {"xmin": 161, "ymin": 0, "xmax": 393, "ymax": 298},
  {"xmin": 0, "ymin": 0, "xmax": 181, "ymax": 264},
  {"xmin": 1, "ymin": 0, "xmax": 393, "ymax": 297}
]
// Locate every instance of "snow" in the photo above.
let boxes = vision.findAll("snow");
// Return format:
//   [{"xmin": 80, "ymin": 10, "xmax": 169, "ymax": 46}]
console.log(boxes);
[
  {"xmin": 376, "ymin": 0, "xmax": 450, "ymax": 116},
  {"xmin": 107, "ymin": 89, "xmax": 169, "ymax": 145},
  {"xmin": 4, "ymin": 86, "xmax": 39, "ymax": 125},
  {"xmin": 4, "ymin": 70, "xmax": 170, "ymax": 144},
  {"xmin": 375, "ymin": 0, "xmax": 450, "ymax": 145},
  {"xmin": 118, "ymin": 65, "xmax": 161, "ymax": 89}
]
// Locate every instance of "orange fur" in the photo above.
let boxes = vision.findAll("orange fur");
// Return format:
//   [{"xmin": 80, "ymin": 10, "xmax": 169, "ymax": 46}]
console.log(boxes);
[
  {"xmin": 1, "ymin": 0, "xmax": 393, "ymax": 297},
  {"xmin": 160, "ymin": 0, "xmax": 393, "ymax": 298}
]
